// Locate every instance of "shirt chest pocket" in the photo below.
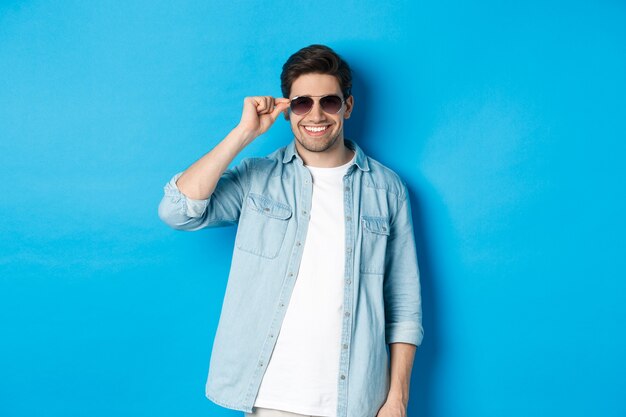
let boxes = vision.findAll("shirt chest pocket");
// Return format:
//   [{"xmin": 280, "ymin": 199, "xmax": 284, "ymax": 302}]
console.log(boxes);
[
  {"xmin": 360, "ymin": 215, "xmax": 390, "ymax": 274},
  {"xmin": 235, "ymin": 193, "xmax": 293, "ymax": 259}
]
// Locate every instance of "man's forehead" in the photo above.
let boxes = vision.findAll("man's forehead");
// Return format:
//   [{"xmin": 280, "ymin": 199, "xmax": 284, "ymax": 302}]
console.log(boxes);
[{"xmin": 289, "ymin": 73, "xmax": 341, "ymax": 96}]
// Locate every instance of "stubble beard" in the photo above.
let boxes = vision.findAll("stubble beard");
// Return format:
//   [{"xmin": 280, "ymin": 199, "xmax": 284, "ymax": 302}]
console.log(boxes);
[{"xmin": 294, "ymin": 128, "xmax": 343, "ymax": 153}]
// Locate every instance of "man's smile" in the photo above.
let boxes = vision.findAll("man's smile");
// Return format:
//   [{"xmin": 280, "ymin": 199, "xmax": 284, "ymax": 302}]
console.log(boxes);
[{"xmin": 302, "ymin": 124, "xmax": 330, "ymax": 136}]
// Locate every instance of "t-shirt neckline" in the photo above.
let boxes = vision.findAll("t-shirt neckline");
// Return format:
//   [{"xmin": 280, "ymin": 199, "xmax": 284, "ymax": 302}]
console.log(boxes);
[{"xmin": 305, "ymin": 151, "xmax": 356, "ymax": 174}]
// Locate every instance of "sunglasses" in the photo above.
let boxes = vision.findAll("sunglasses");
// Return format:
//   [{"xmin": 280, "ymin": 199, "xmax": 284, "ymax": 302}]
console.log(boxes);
[{"xmin": 289, "ymin": 94, "xmax": 345, "ymax": 115}]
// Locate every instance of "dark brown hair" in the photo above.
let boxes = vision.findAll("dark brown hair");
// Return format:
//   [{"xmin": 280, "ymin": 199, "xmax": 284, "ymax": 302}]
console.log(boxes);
[{"xmin": 280, "ymin": 44, "xmax": 352, "ymax": 99}]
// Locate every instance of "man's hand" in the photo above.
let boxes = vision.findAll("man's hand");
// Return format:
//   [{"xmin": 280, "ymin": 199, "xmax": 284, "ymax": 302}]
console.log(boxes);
[
  {"xmin": 173, "ymin": 96, "xmax": 289, "ymax": 200},
  {"xmin": 237, "ymin": 96, "xmax": 290, "ymax": 143},
  {"xmin": 375, "ymin": 398, "xmax": 407, "ymax": 417}
]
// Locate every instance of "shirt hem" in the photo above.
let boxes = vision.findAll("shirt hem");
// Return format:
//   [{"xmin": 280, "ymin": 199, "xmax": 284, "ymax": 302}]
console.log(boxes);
[
  {"xmin": 205, "ymin": 390, "xmax": 252, "ymax": 413},
  {"xmin": 253, "ymin": 398, "xmax": 336, "ymax": 417}
]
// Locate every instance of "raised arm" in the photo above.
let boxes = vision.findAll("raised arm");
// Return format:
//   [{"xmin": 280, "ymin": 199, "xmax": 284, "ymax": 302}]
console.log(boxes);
[
  {"xmin": 158, "ymin": 96, "xmax": 290, "ymax": 230},
  {"xmin": 176, "ymin": 96, "xmax": 290, "ymax": 199}
]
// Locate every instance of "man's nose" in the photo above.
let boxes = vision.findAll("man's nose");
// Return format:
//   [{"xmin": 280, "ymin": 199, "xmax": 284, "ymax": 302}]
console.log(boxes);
[{"xmin": 308, "ymin": 100, "xmax": 326, "ymax": 121}]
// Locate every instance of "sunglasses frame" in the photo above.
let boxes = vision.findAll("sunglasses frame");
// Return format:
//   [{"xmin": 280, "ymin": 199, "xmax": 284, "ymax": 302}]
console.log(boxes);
[{"xmin": 289, "ymin": 94, "xmax": 346, "ymax": 115}]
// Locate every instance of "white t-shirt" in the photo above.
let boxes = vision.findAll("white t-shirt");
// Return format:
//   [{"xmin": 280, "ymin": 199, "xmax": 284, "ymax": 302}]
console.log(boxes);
[{"xmin": 254, "ymin": 152, "xmax": 355, "ymax": 417}]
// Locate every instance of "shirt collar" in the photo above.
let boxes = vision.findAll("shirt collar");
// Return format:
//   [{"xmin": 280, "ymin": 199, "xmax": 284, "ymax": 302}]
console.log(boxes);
[{"xmin": 281, "ymin": 138, "xmax": 370, "ymax": 172}]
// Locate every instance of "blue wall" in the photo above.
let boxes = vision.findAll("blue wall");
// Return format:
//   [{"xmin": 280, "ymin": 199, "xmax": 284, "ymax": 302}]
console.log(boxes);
[{"xmin": 1, "ymin": 1, "xmax": 625, "ymax": 416}]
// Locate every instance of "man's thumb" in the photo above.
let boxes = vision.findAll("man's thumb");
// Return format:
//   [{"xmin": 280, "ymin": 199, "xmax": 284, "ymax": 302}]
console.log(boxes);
[{"xmin": 271, "ymin": 101, "xmax": 290, "ymax": 121}]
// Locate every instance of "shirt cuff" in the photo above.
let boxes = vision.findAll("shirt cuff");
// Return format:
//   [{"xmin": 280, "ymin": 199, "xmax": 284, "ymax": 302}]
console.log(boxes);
[
  {"xmin": 164, "ymin": 172, "xmax": 209, "ymax": 218},
  {"xmin": 386, "ymin": 322, "xmax": 424, "ymax": 347}
]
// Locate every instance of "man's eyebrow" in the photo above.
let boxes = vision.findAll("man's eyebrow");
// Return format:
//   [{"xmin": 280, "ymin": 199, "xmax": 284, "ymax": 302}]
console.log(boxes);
[{"xmin": 290, "ymin": 93, "xmax": 341, "ymax": 98}]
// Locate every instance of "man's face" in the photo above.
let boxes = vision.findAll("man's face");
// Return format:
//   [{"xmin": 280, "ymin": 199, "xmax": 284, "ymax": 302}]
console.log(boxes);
[{"xmin": 287, "ymin": 73, "xmax": 353, "ymax": 154}]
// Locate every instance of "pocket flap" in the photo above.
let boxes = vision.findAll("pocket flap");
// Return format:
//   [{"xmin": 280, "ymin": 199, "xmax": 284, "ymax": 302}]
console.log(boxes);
[
  {"xmin": 361, "ymin": 216, "xmax": 390, "ymax": 235},
  {"xmin": 247, "ymin": 193, "xmax": 292, "ymax": 220}
]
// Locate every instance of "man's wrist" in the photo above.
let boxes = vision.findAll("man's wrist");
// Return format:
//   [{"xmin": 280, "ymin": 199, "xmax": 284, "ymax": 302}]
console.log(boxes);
[
  {"xmin": 232, "ymin": 124, "xmax": 257, "ymax": 145},
  {"xmin": 386, "ymin": 390, "xmax": 409, "ymax": 408}
]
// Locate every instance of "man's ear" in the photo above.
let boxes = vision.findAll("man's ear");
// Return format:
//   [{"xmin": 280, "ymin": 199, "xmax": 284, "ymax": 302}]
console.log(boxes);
[{"xmin": 344, "ymin": 95, "xmax": 354, "ymax": 119}]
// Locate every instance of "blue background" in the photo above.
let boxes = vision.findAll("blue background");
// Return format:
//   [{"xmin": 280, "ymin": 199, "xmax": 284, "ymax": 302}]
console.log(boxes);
[{"xmin": 1, "ymin": 1, "xmax": 625, "ymax": 416}]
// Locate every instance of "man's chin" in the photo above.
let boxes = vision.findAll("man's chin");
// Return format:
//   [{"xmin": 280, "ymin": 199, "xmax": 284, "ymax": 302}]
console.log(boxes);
[{"xmin": 296, "ymin": 134, "xmax": 340, "ymax": 153}]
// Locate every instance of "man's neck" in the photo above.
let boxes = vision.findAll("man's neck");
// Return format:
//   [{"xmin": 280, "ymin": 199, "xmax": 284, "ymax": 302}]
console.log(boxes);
[{"xmin": 295, "ymin": 138, "xmax": 355, "ymax": 168}]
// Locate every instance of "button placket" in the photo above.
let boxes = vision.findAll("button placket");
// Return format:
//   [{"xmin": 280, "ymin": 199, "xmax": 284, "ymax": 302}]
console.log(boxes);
[
  {"xmin": 337, "ymin": 172, "xmax": 355, "ymax": 405},
  {"xmin": 249, "ymin": 156, "xmax": 325, "ymax": 409}
]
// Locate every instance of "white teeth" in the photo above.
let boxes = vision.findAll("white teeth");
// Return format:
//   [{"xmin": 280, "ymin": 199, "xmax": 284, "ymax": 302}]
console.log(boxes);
[{"xmin": 304, "ymin": 126, "xmax": 327, "ymax": 132}]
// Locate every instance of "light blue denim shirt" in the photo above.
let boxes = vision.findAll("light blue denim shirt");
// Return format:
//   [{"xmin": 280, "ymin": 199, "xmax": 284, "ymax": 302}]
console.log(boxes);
[{"xmin": 158, "ymin": 139, "xmax": 423, "ymax": 417}]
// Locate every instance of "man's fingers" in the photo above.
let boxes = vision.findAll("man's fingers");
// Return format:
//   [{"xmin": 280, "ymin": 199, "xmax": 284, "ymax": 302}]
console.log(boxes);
[
  {"xmin": 245, "ymin": 97, "xmax": 264, "ymax": 114},
  {"xmin": 244, "ymin": 96, "xmax": 290, "ymax": 123},
  {"xmin": 256, "ymin": 97, "xmax": 269, "ymax": 114},
  {"xmin": 270, "ymin": 101, "xmax": 291, "ymax": 120},
  {"xmin": 252, "ymin": 96, "xmax": 280, "ymax": 115},
  {"xmin": 264, "ymin": 97, "xmax": 273, "ymax": 114}
]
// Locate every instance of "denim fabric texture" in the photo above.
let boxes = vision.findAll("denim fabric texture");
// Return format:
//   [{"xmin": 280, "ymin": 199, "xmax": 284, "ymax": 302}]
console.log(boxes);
[{"xmin": 158, "ymin": 139, "xmax": 423, "ymax": 417}]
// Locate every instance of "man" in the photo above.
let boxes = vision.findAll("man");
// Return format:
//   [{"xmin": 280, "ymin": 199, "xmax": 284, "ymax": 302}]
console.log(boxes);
[{"xmin": 158, "ymin": 44, "xmax": 423, "ymax": 417}]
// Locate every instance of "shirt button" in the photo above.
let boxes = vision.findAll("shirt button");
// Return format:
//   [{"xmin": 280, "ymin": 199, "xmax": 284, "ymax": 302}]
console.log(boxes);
[
  {"xmin": 346, "ymin": 247, "xmax": 352, "ymax": 253},
  {"xmin": 343, "ymin": 344, "xmax": 348, "ymax": 349},
  {"xmin": 270, "ymin": 334, "xmax": 274, "ymax": 338},
  {"xmin": 259, "ymin": 361, "xmax": 264, "ymax": 367},
  {"xmin": 288, "ymin": 272, "xmax": 293, "ymax": 277},
  {"xmin": 264, "ymin": 207, "xmax": 270, "ymax": 212},
  {"xmin": 280, "ymin": 303, "xmax": 285, "ymax": 307},
  {"xmin": 340, "ymin": 374, "xmax": 346, "ymax": 380},
  {"xmin": 345, "ymin": 279, "xmax": 351, "ymax": 285},
  {"xmin": 346, "ymin": 216, "xmax": 351, "ymax": 221},
  {"xmin": 302, "ymin": 210, "xmax": 307, "ymax": 215},
  {"xmin": 344, "ymin": 187, "xmax": 350, "ymax": 192},
  {"xmin": 296, "ymin": 241, "xmax": 301, "ymax": 246},
  {"xmin": 344, "ymin": 311, "xmax": 350, "ymax": 317}
]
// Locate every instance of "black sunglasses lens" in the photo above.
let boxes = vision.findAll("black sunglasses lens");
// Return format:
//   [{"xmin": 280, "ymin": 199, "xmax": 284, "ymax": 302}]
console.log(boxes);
[
  {"xmin": 290, "ymin": 97, "xmax": 313, "ymax": 115},
  {"xmin": 320, "ymin": 95, "xmax": 343, "ymax": 113}
]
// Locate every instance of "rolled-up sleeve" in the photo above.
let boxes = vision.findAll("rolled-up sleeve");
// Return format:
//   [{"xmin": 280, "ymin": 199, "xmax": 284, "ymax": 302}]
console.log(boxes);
[
  {"xmin": 157, "ymin": 158, "xmax": 250, "ymax": 231},
  {"xmin": 383, "ymin": 184, "xmax": 424, "ymax": 347}
]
